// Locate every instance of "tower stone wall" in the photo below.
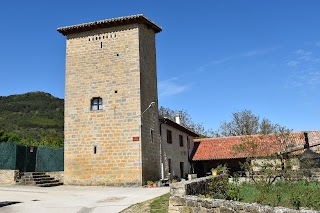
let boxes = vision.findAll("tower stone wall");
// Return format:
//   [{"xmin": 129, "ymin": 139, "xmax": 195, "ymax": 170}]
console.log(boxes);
[
  {"xmin": 139, "ymin": 25, "xmax": 161, "ymax": 183},
  {"xmin": 59, "ymin": 15, "xmax": 161, "ymax": 185}
]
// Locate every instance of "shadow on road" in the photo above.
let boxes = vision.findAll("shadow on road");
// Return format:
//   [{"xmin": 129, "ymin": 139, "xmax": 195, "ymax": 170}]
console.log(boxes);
[{"xmin": 0, "ymin": 201, "xmax": 21, "ymax": 208}]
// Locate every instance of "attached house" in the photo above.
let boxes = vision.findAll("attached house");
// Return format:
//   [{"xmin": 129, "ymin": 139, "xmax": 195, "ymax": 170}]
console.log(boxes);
[
  {"xmin": 159, "ymin": 116, "xmax": 199, "ymax": 180},
  {"xmin": 192, "ymin": 131, "xmax": 320, "ymax": 177}
]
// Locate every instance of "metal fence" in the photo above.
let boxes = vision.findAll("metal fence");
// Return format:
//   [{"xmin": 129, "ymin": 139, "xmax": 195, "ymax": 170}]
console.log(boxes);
[{"xmin": 0, "ymin": 142, "xmax": 63, "ymax": 172}]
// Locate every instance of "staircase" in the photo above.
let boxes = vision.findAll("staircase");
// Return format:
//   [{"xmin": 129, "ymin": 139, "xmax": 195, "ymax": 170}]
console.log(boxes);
[{"xmin": 16, "ymin": 172, "xmax": 63, "ymax": 187}]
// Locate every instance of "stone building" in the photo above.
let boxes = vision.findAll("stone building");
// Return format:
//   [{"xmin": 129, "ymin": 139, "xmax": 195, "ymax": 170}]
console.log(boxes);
[
  {"xmin": 192, "ymin": 131, "xmax": 320, "ymax": 177},
  {"xmin": 57, "ymin": 15, "xmax": 162, "ymax": 186},
  {"xmin": 159, "ymin": 116, "xmax": 198, "ymax": 180}
]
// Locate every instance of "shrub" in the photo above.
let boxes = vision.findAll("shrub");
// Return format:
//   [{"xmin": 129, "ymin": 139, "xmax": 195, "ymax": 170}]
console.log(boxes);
[{"xmin": 207, "ymin": 175, "xmax": 242, "ymax": 201}]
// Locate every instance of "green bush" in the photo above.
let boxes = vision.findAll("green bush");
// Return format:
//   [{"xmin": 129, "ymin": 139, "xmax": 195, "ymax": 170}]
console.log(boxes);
[
  {"xmin": 203, "ymin": 179, "xmax": 320, "ymax": 210},
  {"xmin": 207, "ymin": 175, "xmax": 242, "ymax": 201}
]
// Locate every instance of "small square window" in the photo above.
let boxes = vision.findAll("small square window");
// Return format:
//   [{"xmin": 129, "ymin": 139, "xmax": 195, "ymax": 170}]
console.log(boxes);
[
  {"xmin": 91, "ymin": 97, "xmax": 103, "ymax": 111},
  {"xmin": 167, "ymin": 130, "xmax": 172, "ymax": 144}
]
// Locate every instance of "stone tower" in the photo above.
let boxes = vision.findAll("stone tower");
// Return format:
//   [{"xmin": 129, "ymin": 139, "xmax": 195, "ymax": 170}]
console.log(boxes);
[{"xmin": 57, "ymin": 15, "xmax": 161, "ymax": 186}]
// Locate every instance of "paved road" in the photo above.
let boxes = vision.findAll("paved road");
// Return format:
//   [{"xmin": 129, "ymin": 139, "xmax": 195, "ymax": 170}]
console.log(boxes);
[{"xmin": 0, "ymin": 185, "xmax": 169, "ymax": 213}]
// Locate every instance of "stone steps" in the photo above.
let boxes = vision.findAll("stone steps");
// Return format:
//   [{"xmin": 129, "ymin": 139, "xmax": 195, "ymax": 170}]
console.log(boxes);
[{"xmin": 16, "ymin": 172, "xmax": 63, "ymax": 187}]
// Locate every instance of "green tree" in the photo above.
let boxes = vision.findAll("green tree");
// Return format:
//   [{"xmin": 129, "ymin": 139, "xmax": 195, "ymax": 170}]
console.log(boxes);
[
  {"xmin": 0, "ymin": 130, "xmax": 19, "ymax": 142},
  {"xmin": 159, "ymin": 106, "xmax": 217, "ymax": 137},
  {"xmin": 232, "ymin": 127, "xmax": 299, "ymax": 188},
  {"xmin": 0, "ymin": 92, "xmax": 64, "ymax": 147},
  {"xmin": 219, "ymin": 109, "xmax": 286, "ymax": 136}
]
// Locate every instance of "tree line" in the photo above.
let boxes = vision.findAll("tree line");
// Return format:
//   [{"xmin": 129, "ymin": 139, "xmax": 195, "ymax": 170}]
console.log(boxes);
[
  {"xmin": 0, "ymin": 91, "xmax": 289, "ymax": 147},
  {"xmin": 0, "ymin": 92, "xmax": 64, "ymax": 147},
  {"xmin": 159, "ymin": 107, "xmax": 289, "ymax": 137}
]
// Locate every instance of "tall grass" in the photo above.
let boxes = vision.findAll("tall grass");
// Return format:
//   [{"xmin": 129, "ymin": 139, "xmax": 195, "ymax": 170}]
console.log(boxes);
[{"xmin": 239, "ymin": 180, "xmax": 320, "ymax": 210}]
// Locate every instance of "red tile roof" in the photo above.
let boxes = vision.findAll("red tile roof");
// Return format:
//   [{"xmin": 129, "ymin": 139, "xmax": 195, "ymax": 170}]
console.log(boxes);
[{"xmin": 192, "ymin": 132, "xmax": 307, "ymax": 161}]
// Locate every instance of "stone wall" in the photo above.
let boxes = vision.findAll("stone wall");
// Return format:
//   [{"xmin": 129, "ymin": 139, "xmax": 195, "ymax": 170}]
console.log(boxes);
[
  {"xmin": 139, "ymin": 24, "xmax": 161, "ymax": 184},
  {"xmin": 169, "ymin": 175, "xmax": 319, "ymax": 213},
  {"xmin": 64, "ymin": 24, "xmax": 142, "ymax": 186},
  {"xmin": 169, "ymin": 196, "xmax": 318, "ymax": 213},
  {"xmin": 170, "ymin": 176, "xmax": 212, "ymax": 197},
  {"xmin": 0, "ymin": 170, "xmax": 18, "ymax": 185}
]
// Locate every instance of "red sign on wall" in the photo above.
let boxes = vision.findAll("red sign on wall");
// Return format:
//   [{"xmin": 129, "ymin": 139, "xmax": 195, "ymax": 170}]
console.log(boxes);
[{"xmin": 132, "ymin": 137, "xmax": 140, "ymax": 141}]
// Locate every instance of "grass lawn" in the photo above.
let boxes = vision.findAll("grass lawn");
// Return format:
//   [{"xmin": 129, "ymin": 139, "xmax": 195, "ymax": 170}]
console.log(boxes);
[
  {"xmin": 239, "ymin": 181, "xmax": 320, "ymax": 210},
  {"xmin": 121, "ymin": 193, "xmax": 170, "ymax": 213},
  {"xmin": 122, "ymin": 180, "xmax": 320, "ymax": 212}
]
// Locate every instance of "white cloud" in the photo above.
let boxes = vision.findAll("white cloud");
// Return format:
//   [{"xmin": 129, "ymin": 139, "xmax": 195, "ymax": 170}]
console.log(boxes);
[
  {"xmin": 287, "ymin": 60, "xmax": 299, "ymax": 66},
  {"xmin": 241, "ymin": 46, "xmax": 281, "ymax": 57},
  {"xmin": 286, "ymin": 48, "xmax": 320, "ymax": 91},
  {"xmin": 158, "ymin": 77, "xmax": 189, "ymax": 97},
  {"xmin": 196, "ymin": 46, "xmax": 280, "ymax": 73},
  {"xmin": 290, "ymin": 71, "xmax": 320, "ymax": 89},
  {"xmin": 306, "ymin": 71, "xmax": 320, "ymax": 87},
  {"xmin": 294, "ymin": 49, "xmax": 313, "ymax": 61},
  {"xmin": 196, "ymin": 57, "xmax": 232, "ymax": 73},
  {"xmin": 286, "ymin": 49, "xmax": 320, "ymax": 68}
]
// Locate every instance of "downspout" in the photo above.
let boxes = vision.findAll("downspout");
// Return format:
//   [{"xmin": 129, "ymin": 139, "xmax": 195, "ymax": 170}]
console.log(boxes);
[{"xmin": 159, "ymin": 119, "xmax": 166, "ymax": 180}]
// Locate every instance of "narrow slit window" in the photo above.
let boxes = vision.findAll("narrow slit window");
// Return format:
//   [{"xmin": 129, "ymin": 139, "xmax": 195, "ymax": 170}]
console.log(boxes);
[
  {"xmin": 150, "ymin": 129, "xmax": 154, "ymax": 143},
  {"xmin": 167, "ymin": 130, "xmax": 172, "ymax": 144},
  {"xmin": 91, "ymin": 97, "xmax": 103, "ymax": 111},
  {"xmin": 179, "ymin": 135, "xmax": 183, "ymax": 147},
  {"xmin": 93, "ymin": 146, "xmax": 97, "ymax": 154},
  {"xmin": 180, "ymin": 162, "xmax": 184, "ymax": 179},
  {"xmin": 101, "ymin": 42, "xmax": 103, "ymax": 48}
]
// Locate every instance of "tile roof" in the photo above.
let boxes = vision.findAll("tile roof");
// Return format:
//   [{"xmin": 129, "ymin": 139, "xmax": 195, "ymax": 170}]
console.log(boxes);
[
  {"xmin": 192, "ymin": 132, "xmax": 308, "ymax": 161},
  {"xmin": 57, "ymin": 14, "xmax": 162, "ymax": 36}
]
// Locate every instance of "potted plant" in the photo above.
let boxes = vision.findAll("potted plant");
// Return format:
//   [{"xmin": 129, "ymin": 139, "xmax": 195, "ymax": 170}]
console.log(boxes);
[
  {"xmin": 171, "ymin": 179, "xmax": 178, "ymax": 183},
  {"xmin": 146, "ymin": 181, "xmax": 153, "ymax": 188},
  {"xmin": 211, "ymin": 168, "xmax": 217, "ymax": 176},
  {"xmin": 152, "ymin": 182, "xmax": 157, "ymax": 187},
  {"xmin": 211, "ymin": 164, "xmax": 226, "ymax": 176}
]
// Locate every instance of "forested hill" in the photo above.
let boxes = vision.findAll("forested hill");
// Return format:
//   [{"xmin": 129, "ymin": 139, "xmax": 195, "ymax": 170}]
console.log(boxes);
[{"xmin": 0, "ymin": 92, "xmax": 64, "ymax": 147}]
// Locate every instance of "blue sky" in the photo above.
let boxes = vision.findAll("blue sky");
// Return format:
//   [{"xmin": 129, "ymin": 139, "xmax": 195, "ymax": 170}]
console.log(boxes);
[{"xmin": 0, "ymin": 1, "xmax": 319, "ymax": 132}]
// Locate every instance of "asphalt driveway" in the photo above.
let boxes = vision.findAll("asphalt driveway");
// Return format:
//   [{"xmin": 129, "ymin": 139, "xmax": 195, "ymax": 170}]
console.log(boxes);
[{"xmin": 0, "ymin": 185, "xmax": 169, "ymax": 213}]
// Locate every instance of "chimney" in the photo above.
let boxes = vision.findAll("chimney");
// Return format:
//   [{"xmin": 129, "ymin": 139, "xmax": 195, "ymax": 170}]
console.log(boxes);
[{"xmin": 175, "ymin": 113, "xmax": 181, "ymax": 125}]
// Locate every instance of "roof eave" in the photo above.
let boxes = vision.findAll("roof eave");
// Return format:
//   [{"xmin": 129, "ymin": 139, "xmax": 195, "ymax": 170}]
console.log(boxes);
[
  {"xmin": 159, "ymin": 117, "xmax": 199, "ymax": 137},
  {"xmin": 57, "ymin": 14, "xmax": 162, "ymax": 36}
]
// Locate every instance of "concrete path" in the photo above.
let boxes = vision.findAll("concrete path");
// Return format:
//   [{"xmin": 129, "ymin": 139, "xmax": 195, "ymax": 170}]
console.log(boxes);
[{"xmin": 0, "ymin": 185, "xmax": 169, "ymax": 213}]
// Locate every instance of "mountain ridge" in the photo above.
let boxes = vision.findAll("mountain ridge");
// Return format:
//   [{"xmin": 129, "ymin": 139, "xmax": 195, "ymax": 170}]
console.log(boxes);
[{"xmin": 0, "ymin": 91, "xmax": 64, "ymax": 147}]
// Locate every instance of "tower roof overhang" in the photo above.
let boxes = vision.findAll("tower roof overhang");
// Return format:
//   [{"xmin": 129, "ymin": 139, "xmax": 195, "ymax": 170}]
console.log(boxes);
[{"xmin": 57, "ymin": 14, "xmax": 162, "ymax": 36}]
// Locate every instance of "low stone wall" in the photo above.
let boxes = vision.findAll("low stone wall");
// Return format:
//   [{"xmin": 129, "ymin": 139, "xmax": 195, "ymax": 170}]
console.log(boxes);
[
  {"xmin": 46, "ymin": 171, "xmax": 64, "ymax": 183},
  {"xmin": 169, "ymin": 175, "xmax": 319, "ymax": 213},
  {"xmin": 169, "ymin": 196, "xmax": 318, "ymax": 213},
  {"xmin": 0, "ymin": 170, "xmax": 19, "ymax": 185},
  {"xmin": 247, "ymin": 169, "xmax": 320, "ymax": 183},
  {"xmin": 170, "ymin": 176, "xmax": 212, "ymax": 197}
]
